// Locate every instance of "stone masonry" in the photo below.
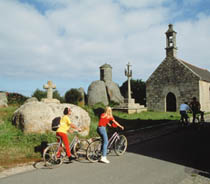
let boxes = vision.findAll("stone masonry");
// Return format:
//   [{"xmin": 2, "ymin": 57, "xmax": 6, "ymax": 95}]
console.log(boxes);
[
  {"xmin": 87, "ymin": 63, "xmax": 124, "ymax": 106},
  {"xmin": 147, "ymin": 56, "xmax": 200, "ymax": 111},
  {"xmin": 146, "ymin": 24, "xmax": 210, "ymax": 112}
]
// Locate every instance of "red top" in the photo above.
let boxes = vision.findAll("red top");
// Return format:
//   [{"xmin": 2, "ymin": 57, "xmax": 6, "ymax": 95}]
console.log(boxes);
[{"xmin": 98, "ymin": 113, "xmax": 114, "ymax": 127}]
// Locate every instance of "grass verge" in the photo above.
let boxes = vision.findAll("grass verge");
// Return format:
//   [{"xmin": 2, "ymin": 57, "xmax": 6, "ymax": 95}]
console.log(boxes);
[{"xmin": 0, "ymin": 104, "xmax": 180, "ymax": 170}]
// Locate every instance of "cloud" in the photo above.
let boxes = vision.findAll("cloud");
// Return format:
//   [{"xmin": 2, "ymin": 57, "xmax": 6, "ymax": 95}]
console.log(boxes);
[
  {"xmin": 115, "ymin": 0, "xmax": 168, "ymax": 8},
  {"xmin": 175, "ymin": 13, "xmax": 210, "ymax": 67},
  {"xmin": 0, "ymin": 0, "xmax": 210, "ymax": 96}
]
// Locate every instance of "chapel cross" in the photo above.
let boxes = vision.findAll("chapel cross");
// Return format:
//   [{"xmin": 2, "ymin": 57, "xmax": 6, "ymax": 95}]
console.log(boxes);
[
  {"xmin": 43, "ymin": 80, "xmax": 56, "ymax": 99},
  {"xmin": 125, "ymin": 62, "xmax": 132, "ymax": 103}
]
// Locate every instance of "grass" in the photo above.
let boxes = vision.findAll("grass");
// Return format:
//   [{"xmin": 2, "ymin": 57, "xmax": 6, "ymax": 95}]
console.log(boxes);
[
  {"xmin": 113, "ymin": 110, "xmax": 180, "ymax": 120},
  {"xmin": 0, "ymin": 104, "xmax": 181, "ymax": 171},
  {"xmin": 0, "ymin": 105, "xmax": 56, "ymax": 170}
]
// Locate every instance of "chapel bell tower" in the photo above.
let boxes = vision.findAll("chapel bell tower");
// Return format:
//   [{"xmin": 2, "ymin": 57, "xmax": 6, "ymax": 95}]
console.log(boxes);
[{"xmin": 165, "ymin": 24, "xmax": 177, "ymax": 58}]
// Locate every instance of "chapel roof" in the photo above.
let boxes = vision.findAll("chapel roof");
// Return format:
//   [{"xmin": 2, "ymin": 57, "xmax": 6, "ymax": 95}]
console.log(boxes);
[{"xmin": 178, "ymin": 59, "xmax": 210, "ymax": 82}]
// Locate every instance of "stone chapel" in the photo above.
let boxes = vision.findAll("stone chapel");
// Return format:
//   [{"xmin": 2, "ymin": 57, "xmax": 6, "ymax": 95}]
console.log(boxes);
[{"xmin": 146, "ymin": 24, "xmax": 210, "ymax": 112}]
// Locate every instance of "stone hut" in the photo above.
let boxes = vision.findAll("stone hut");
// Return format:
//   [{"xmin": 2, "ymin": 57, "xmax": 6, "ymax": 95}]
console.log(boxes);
[
  {"xmin": 146, "ymin": 24, "xmax": 210, "ymax": 112},
  {"xmin": 87, "ymin": 63, "xmax": 124, "ymax": 106}
]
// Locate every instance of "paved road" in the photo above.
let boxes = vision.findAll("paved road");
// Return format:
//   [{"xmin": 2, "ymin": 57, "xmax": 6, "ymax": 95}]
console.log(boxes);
[{"xmin": 1, "ymin": 121, "xmax": 210, "ymax": 184}]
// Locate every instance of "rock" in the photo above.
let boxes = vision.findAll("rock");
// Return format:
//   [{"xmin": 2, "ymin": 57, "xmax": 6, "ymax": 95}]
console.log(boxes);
[
  {"xmin": 41, "ymin": 98, "xmax": 60, "ymax": 104},
  {"xmin": 24, "ymin": 97, "xmax": 38, "ymax": 104},
  {"xmin": 78, "ymin": 87, "xmax": 85, "ymax": 106},
  {"xmin": 87, "ymin": 80, "xmax": 124, "ymax": 106},
  {"xmin": 87, "ymin": 80, "xmax": 109, "ymax": 106},
  {"xmin": 0, "ymin": 92, "xmax": 8, "ymax": 108},
  {"xmin": 12, "ymin": 102, "xmax": 91, "ymax": 136},
  {"xmin": 105, "ymin": 81, "xmax": 124, "ymax": 104}
]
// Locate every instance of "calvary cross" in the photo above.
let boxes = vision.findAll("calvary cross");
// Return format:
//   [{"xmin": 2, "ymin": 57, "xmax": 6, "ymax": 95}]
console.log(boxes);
[{"xmin": 43, "ymin": 81, "xmax": 56, "ymax": 99}]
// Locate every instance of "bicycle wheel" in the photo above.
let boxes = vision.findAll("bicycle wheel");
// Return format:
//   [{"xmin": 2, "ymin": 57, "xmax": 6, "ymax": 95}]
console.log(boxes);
[
  {"xmin": 86, "ymin": 139, "xmax": 102, "ymax": 163},
  {"xmin": 43, "ymin": 143, "xmax": 64, "ymax": 168},
  {"xmin": 114, "ymin": 135, "xmax": 127, "ymax": 156},
  {"xmin": 194, "ymin": 117, "xmax": 200, "ymax": 124},
  {"xmin": 73, "ymin": 139, "xmax": 89, "ymax": 160}
]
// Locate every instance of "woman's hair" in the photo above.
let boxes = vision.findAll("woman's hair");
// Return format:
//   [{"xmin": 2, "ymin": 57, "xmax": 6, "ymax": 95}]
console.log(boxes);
[
  {"xmin": 63, "ymin": 107, "xmax": 69, "ymax": 115},
  {"xmin": 105, "ymin": 106, "xmax": 112, "ymax": 117}
]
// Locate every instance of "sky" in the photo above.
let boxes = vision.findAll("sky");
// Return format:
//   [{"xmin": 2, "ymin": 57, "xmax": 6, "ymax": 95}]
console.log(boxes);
[{"xmin": 0, "ymin": 0, "xmax": 210, "ymax": 97}]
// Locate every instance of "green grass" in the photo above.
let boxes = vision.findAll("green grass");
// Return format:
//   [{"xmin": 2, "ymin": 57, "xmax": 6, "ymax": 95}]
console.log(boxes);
[
  {"xmin": 113, "ymin": 110, "xmax": 181, "ymax": 120},
  {"xmin": 0, "ymin": 104, "xmax": 181, "ymax": 170},
  {"xmin": 0, "ymin": 106, "xmax": 57, "ymax": 169}
]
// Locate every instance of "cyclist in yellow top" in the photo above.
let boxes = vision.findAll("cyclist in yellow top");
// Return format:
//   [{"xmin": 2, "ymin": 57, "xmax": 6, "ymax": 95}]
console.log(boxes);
[{"xmin": 56, "ymin": 107, "xmax": 81, "ymax": 162}]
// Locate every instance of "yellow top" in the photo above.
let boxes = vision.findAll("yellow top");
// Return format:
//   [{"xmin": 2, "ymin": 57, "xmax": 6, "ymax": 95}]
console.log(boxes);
[{"xmin": 56, "ymin": 115, "xmax": 71, "ymax": 134}]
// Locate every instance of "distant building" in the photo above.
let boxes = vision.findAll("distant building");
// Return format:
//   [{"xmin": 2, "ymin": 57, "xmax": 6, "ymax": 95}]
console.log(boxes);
[{"xmin": 146, "ymin": 24, "xmax": 210, "ymax": 112}]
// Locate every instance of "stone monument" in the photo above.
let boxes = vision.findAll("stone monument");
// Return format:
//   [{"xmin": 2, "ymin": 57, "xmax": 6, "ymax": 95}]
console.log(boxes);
[
  {"xmin": 114, "ymin": 62, "xmax": 147, "ymax": 114},
  {"xmin": 0, "ymin": 92, "xmax": 8, "ymax": 108},
  {"xmin": 41, "ymin": 80, "xmax": 60, "ymax": 103},
  {"xmin": 87, "ymin": 63, "xmax": 124, "ymax": 106}
]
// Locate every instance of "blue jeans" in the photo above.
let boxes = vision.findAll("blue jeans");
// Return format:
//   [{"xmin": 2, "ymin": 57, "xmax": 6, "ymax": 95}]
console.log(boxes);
[{"xmin": 97, "ymin": 126, "xmax": 108, "ymax": 156}]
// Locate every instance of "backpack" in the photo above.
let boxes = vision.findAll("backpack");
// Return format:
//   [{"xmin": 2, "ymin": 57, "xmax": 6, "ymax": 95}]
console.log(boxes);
[{"xmin": 52, "ymin": 117, "xmax": 61, "ymax": 131}]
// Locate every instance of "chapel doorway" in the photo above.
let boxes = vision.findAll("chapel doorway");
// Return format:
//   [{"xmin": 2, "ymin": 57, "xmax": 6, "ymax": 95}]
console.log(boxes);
[{"xmin": 166, "ymin": 92, "xmax": 176, "ymax": 112}]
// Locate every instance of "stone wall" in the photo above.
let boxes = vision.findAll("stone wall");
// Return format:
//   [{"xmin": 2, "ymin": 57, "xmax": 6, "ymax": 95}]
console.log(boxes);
[
  {"xmin": 146, "ymin": 57, "xmax": 200, "ymax": 112},
  {"xmin": 199, "ymin": 80, "xmax": 210, "ymax": 112}
]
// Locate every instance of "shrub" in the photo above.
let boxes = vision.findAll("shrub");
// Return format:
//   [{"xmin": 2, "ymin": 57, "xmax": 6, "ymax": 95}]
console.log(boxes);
[
  {"xmin": 7, "ymin": 93, "xmax": 28, "ymax": 105},
  {"xmin": 32, "ymin": 89, "xmax": 46, "ymax": 101},
  {"xmin": 120, "ymin": 79, "xmax": 146, "ymax": 105},
  {"xmin": 65, "ymin": 89, "xmax": 82, "ymax": 105}
]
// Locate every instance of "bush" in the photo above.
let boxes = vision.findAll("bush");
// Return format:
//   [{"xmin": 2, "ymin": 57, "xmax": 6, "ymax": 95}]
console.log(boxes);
[
  {"xmin": 51, "ymin": 90, "xmax": 64, "ymax": 103},
  {"xmin": 7, "ymin": 93, "xmax": 28, "ymax": 105},
  {"xmin": 65, "ymin": 89, "xmax": 82, "ymax": 105},
  {"xmin": 120, "ymin": 79, "xmax": 146, "ymax": 106},
  {"xmin": 32, "ymin": 89, "xmax": 46, "ymax": 101}
]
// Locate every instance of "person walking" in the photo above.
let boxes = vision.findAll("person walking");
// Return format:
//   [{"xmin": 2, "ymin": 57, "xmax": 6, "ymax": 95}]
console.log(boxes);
[
  {"xmin": 97, "ymin": 106, "xmax": 124, "ymax": 164},
  {"xmin": 56, "ymin": 107, "xmax": 81, "ymax": 162}
]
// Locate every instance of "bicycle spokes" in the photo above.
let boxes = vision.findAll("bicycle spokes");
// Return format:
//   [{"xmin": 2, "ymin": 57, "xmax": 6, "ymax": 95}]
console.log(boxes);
[
  {"xmin": 86, "ymin": 140, "xmax": 102, "ymax": 163},
  {"xmin": 114, "ymin": 135, "xmax": 127, "ymax": 156}
]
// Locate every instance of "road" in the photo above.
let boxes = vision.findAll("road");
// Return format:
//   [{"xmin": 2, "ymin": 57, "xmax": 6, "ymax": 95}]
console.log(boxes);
[{"xmin": 1, "ymin": 122, "xmax": 210, "ymax": 184}]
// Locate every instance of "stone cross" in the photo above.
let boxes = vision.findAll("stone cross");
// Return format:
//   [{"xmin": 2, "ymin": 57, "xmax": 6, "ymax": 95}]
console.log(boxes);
[
  {"xmin": 125, "ymin": 62, "xmax": 132, "ymax": 103},
  {"xmin": 43, "ymin": 81, "xmax": 56, "ymax": 99}
]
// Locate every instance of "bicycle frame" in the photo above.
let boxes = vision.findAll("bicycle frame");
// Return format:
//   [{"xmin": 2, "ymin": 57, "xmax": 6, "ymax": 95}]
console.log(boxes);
[
  {"xmin": 107, "ymin": 132, "xmax": 120, "ymax": 151},
  {"xmin": 55, "ymin": 134, "xmax": 78, "ymax": 152}
]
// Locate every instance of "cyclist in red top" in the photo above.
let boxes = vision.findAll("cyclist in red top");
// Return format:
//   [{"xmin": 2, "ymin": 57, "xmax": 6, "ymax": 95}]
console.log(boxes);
[{"xmin": 97, "ymin": 106, "xmax": 124, "ymax": 163}]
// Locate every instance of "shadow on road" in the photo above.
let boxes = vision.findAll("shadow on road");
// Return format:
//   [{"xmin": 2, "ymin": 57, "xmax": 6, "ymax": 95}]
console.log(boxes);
[{"xmin": 126, "ymin": 122, "xmax": 210, "ymax": 176}]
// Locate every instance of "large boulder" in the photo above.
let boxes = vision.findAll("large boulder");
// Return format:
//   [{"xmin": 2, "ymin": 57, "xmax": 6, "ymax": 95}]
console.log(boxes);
[
  {"xmin": 24, "ymin": 97, "xmax": 38, "ymax": 104},
  {"xmin": 0, "ymin": 92, "xmax": 8, "ymax": 108},
  {"xmin": 13, "ymin": 102, "xmax": 90, "ymax": 136},
  {"xmin": 105, "ymin": 81, "xmax": 124, "ymax": 104},
  {"xmin": 87, "ymin": 80, "xmax": 124, "ymax": 106},
  {"xmin": 87, "ymin": 80, "xmax": 109, "ymax": 106}
]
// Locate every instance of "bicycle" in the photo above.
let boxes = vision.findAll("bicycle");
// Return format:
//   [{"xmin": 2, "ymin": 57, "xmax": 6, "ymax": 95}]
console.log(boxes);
[
  {"xmin": 193, "ymin": 112, "xmax": 205, "ymax": 129},
  {"xmin": 43, "ymin": 132, "xmax": 89, "ymax": 168},
  {"xmin": 86, "ymin": 130, "xmax": 127, "ymax": 163},
  {"xmin": 179, "ymin": 114, "xmax": 190, "ymax": 128}
]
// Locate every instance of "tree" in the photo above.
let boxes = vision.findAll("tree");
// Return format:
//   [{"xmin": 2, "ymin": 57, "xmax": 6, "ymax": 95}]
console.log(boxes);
[
  {"xmin": 120, "ymin": 79, "xmax": 146, "ymax": 105},
  {"xmin": 65, "ymin": 88, "xmax": 82, "ymax": 105},
  {"xmin": 32, "ymin": 89, "xmax": 46, "ymax": 101},
  {"xmin": 7, "ymin": 92, "xmax": 28, "ymax": 105},
  {"xmin": 53, "ymin": 90, "xmax": 64, "ymax": 103}
]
